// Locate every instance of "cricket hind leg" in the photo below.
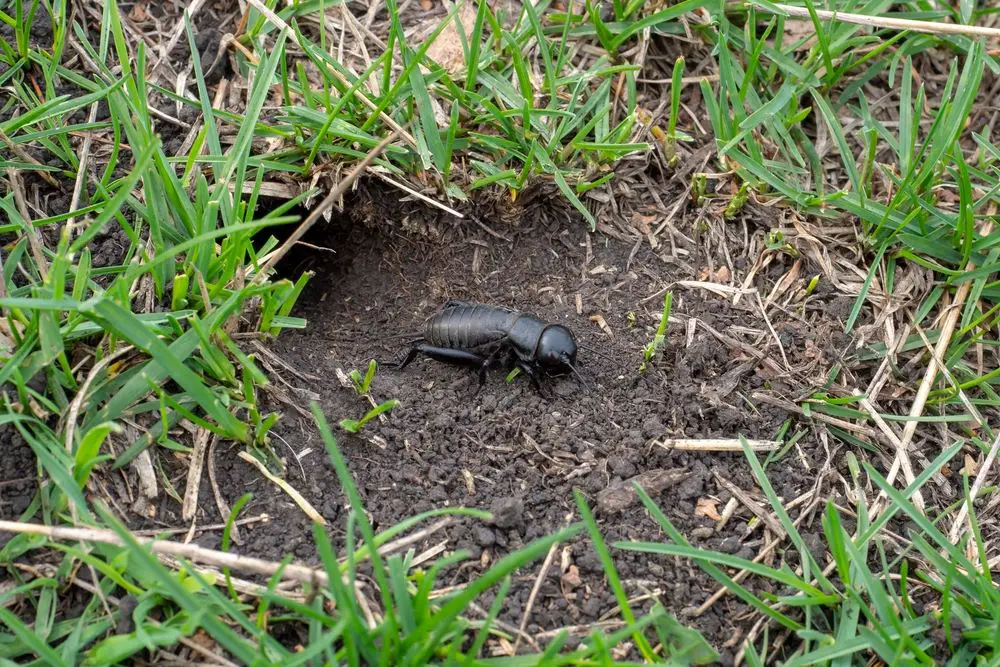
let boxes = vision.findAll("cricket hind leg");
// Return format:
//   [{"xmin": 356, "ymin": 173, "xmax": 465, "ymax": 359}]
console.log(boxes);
[
  {"xmin": 392, "ymin": 344, "xmax": 490, "ymax": 370},
  {"xmin": 393, "ymin": 342, "xmax": 512, "ymax": 400}
]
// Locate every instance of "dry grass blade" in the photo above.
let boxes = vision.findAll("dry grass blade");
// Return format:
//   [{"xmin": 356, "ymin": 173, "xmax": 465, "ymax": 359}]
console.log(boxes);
[
  {"xmin": 0, "ymin": 519, "xmax": 333, "ymax": 587},
  {"xmin": 182, "ymin": 429, "xmax": 212, "ymax": 521},
  {"xmin": 513, "ymin": 512, "xmax": 573, "ymax": 653},
  {"xmin": 654, "ymin": 438, "xmax": 781, "ymax": 452},
  {"xmin": 6, "ymin": 167, "xmax": 50, "ymax": 279},
  {"xmin": 57, "ymin": 573, "xmax": 243, "ymax": 667},
  {"xmin": 852, "ymin": 389, "xmax": 925, "ymax": 513},
  {"xmin": 375, "ymin": 518, "xmax": 454, "ymax": 557},
  {"xmin": 712, "ymin": 471, "xmax": 786, "ymax": 537},
  {"xmin": 372, "ymin": 169, "xmax": 464, "ymax": 218},
  {"xmin": 207, "ymin": 435, "xmax": 241, "ymax": 545},
  {"xmin": 765, "ymin": 3, "xmax": 1000, "ymax": 37},
  {"xmin": 752, "ymin": 392, "xmax": 881, "ymax": 440},
  {"xmin": 949, "ymin": 430, "xmax": 1000, "ymax": 545},
  {"xmin": 237, "ymin": 451, "xmax": 325, "ymax": 524},
  {"xmin": 1, "ymin": 130, "xmax": 60, "ymax": 188},
  {"xmin": 885, "ymin": 224, "xmax": 984, "ymax": 513},
  {"xmin": 131, "ymin": 513, "xmax": 269, "ymax": 537}
]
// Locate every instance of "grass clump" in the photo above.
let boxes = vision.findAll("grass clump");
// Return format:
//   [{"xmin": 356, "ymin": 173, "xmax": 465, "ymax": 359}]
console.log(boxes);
[
  {"xmin": 339, "ymin": 398, "xmax": 399, "ymax": 434},
  {"xmin": 348, "ymin": 359, "xmax": 379, "ymax": 396},
  {"xmin": 618, "ymin": 436, "xmax": 1000, "ymax": 665},
  {"xmin": 640, "ymin": 291, "xmax": 672, "ymax": 372}
]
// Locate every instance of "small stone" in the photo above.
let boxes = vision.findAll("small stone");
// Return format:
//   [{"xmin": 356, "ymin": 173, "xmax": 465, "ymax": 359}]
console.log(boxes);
[
  {"xmin": 718, "ymin": 537, "xmax": 743, "ymax": 554},
  {"xmin": 586, "ymin": 471, "xmax": 605, "ymax": 493},
  {"xmin": 577, "ymin": 552, "xmax": 603, "ymax": 574},
  {"xmin": 609, "ymin": 456, "xmax": 636, "ymax": 479},
  {"xmin": 455, "ymin": 540, "xmax": 482, "ymax": 560},
  {"xmin": 624, "ymin": 429, "xmax": 644, "ymax": 447},
  {"xmin": 554, "ymin": 382, "xmax": 575, "ymax": 398},
  {"xmin": 475, "ymin": 527, "xmax": 496, "ymax": 546},
  {"xmin": 689, "ymin": 527, "xmax": 714, "ymax": 539},
  {"xmin": 641, "ymin": 415, "xmax": 663, "ymax": 439},
  {"xmin": 489, "ymin": 496, "xmax": 524, "ymax": 530}
]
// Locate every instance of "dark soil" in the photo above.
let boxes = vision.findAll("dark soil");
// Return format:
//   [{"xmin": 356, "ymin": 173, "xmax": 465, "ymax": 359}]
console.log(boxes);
[
  {"xmin": 0, "ymin": 427, "xmax": 36, "ymax": 522},
  {"xmin": 174, "ymin": 178, "xmax": 854, "ymax": 660}
]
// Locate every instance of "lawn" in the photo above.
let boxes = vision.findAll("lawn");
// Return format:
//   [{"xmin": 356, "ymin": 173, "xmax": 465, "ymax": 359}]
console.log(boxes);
[{"xmin": 2, "ymin": 0, "xmax": 1000, "ymax": 664}]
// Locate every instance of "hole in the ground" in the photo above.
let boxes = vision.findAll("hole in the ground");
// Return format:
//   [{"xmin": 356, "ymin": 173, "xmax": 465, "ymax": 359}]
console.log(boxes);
[{"xmin": 251, "ymin": 198, "xmax": 361, "ymax": 286}]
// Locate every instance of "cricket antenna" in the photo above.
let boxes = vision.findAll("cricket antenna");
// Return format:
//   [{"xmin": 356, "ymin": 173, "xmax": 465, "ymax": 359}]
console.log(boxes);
[
  {"xmin": 564, "ymin": 357, "xmax": 591, "ymax": 391},
  {"xmin": 578, "ymin": 343, "xmax": 613, "ymax": 364}
]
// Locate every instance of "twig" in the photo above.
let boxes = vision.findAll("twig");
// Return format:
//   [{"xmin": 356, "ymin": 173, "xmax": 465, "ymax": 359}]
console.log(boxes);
[
  {"xmin": 763, "ymin": 4, "xmax": 1000, "ymax": 38},
  {"xmin": 513, "ymin": 513, "xmax": 573, "ymax": 653},
  {"xmin": 0, "ymin": 519, "xmax": 335, "ymax": 586},
  {"xmin": 653, "ymin": 438, "xmax": 781, "ymax": 452},
  {"xmin": 250, "ymin": 128, "xmax": 404, "ymax": 284}
]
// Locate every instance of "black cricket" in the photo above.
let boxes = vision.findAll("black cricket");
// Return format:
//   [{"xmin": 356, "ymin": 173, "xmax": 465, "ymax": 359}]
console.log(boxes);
[{"xmin": 392, "ymin": 300, "xmax": 587, "ymax": 395}]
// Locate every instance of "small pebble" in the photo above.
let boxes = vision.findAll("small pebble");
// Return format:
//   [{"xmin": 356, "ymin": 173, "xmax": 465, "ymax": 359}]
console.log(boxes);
[{"xmin": 490, "ymin": 496, "xmax": 524, "ymax": 530}]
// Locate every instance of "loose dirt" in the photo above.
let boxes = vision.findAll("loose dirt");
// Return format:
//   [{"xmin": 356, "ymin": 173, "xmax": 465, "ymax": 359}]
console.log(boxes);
[{"xmin": 179, "ymin": 178, "xmax": 856, "ymax": 659}]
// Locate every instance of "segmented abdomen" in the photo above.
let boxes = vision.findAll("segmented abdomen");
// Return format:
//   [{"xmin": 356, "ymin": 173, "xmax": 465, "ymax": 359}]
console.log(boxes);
[{"xmin": 424, "ymin": 303, "xmax": 518, "ymax": 350}]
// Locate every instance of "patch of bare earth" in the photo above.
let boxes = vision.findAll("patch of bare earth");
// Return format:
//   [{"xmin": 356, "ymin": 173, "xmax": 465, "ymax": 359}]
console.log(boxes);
[{"xmin": 5, "ymin": 0, "xmax": 999, "ymax": 662}]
